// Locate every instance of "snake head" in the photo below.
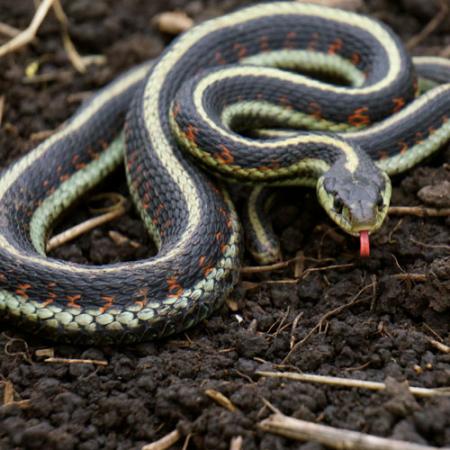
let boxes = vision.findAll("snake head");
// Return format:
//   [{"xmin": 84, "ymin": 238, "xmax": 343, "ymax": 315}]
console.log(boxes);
[{"xmin": 316, "ymin": 166, "xmax": 391, "ymax": 246}]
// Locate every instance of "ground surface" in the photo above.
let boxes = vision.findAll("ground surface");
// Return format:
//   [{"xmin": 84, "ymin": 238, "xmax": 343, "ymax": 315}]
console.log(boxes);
[{"xmin": 0, "ymin": 0, "xmax": 449, "ymax": 449}]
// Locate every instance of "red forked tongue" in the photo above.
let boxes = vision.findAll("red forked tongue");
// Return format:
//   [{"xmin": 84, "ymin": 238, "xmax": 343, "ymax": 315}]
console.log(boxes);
[{"xmin": 359, "ymin": 231, "xmax": 370, "ymax": 257}]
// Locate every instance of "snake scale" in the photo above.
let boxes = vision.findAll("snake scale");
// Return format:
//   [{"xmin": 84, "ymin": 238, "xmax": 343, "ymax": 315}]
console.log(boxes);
[{"xmin": 0, "ymin": 2, "xmax": 449, "ymax": 344}]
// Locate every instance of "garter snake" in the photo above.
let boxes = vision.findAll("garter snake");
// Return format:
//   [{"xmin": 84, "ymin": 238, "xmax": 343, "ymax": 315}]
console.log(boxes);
[{"xmin": 0, "ymin": 3, "xmax": 448, "ymax": 344}]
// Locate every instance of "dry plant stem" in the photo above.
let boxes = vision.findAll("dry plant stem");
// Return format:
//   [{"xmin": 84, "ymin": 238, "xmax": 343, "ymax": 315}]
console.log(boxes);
[
  {"xmin": 46, "ymin": 206, "xmax": 126, "ymax": 252},
  {"xmin": 256, "ymin": 371, "xmax": 450, "ymax": 398},
  {"xmin": 0, "ymin": 0, "xmax": 56, "ymax": 58},
  {"xmin": 389, "ymin": 273, "xmax": 428, "ymax": 282},
  {"xmin": 44, "ymin": 357, "xmax": 108, "ymax": 366},
  {"xmin": 406, "ymin": 0, "xmax": 449, "ymax": 50},
  {"xmin": 259, "ymin": 413, "xmax": 449, "ymax": 450},
  {"xmin": 52, "ymin": 0, "xmax": 86, "ymax": 72},
  {"xmin": 142, "ymin": 430, "xmax": 181, "ymax": 450},
  {"xmin": 0, "ymin": 96, "xmax": 4, "ymax": 126},
  {"xmin": 205, "ymin": 389, "xmax": 237, "ymax": 412},
  {"xmin": 230, "ymin": 436, "xmax": 243, "ymax": 450},
  {"xmin": 388, "ymin": 206, "xmax": 450, "ymax": 217},
  {"xmin": 2, "ymin": 380, "xmax": 14, "ymax": 404},
  {"xmin": 240, "ymin": 254, "xmax": 305, "ymax": 274},
  {"xmin": 428, "ymin": 339, "xmax": 450, "ymax": 354},
  {"xmin": 0, "ymin": 22, "xmax": 21, "ymax": 38}
]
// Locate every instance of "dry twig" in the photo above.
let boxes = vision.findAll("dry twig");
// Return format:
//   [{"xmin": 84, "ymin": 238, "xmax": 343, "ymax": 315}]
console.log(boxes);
[
  {"xmin": 256, "ymin": 371, "xmax": 450, "ymax": 398},
  {"xmin": 44, "ymin": 357, "xmax": 108, "ymax": 366},
  {"xmin": 428, "ymin": 338, "xmax": 450, "ymax": 354},
  {"xmin": 0, "ymin": 96, "xmax": 4, "ymax": 126},
  {"xmin": 46, "ymin": 203, "xmax": 126, "ymax": 252},
  {"xmin": 52, "ymin": 0, "xmax": 86, "ymax": 72},
  {"xmin": 259, "ymin": 413, "xmax": 448, "ymax": 450},
  {"xmin": 205, "ymin": 389, "xmax": 237, "ymax": 412},
  {"xmin": 142, "ymin": 430, "xmax": 181, "ymax": 450},
  {"xmin": 406, "ymin": 0, "xmax": 449, "ymax": 50},
  {"xmin": 388, "ymin": 206, "xmax": 450, "ymax": 217},
  {"xmin": 230, "ymin": 436, "xmax": 243, "ymax": 450},
  {"xmin": 0, "ymin": 0, "xmax": 56, "ymax": 58}
]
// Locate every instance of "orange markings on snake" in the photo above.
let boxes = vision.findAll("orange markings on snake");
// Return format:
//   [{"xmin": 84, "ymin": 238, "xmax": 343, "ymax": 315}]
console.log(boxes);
[
  {"xmin": 167, "ymin": 276, "xmax": 184, "ymax": 297},
  {"xmin": 278, "ymin": 95, "xmax": 292, "ymax": 109},
  {"xmin": 392, "ymin": 97, "xmax": 405, "ymax": 113},
  {"xmin": 99, "ymin": 295, "xmax": 114, "ymax": 313},
  {"xmin": 415, "ymin": 131, "xmax": 424, "ymax": 144},
  {"xmin": 172, "ymin": 102, "xmax": 181, "ymax": 119},
  {"xmin": 134, "ymin": 287, "xmax": 149, "ymax": 307},
  {"xmin": 233, "ymin": 42, "xmax": 248, "ymax": 59},
  {"xmin": 74, "ymin": 162, "xmax": 87, "ymax": 170},
  {"xmin": 378, "ymin": 150, "xmax": 389, "ymax": 160},
  {"xmin": 185, "ymin": 124, "xmax": 198, "ymax": 144},
  {"xmin": 308, "ymin": 101, "xmax": 322, "ymax": 119},
  {"xmin": 348, "ymin": 107, "xmax": 371, "ymax": 127},
  {"xmin": 215, "ymin": 51, "xmax": 226, "ymax": 65},
  {"xmin": 327, "ymin": 38, "xmax": 343, "ymax": 55},
  {"xmin": 215, "ymin": 145, "xmax": 234, "ymax": 164},
  {"xmin": 307, "ymin": 32, "xmax": 319, "ymax": 50},
  {"xmin": 283, "ymin": 31, "xmax": 296, "ymax": 49},
  {"xmin": 16, "ymin": 283, "xmax": 31, "ymax": 298},
  {"xmin": 259, "ymin": 36, "xmax": 269, "ymax": 52},
  {"xmin": 399, "ymin": 141, "xmax": 408, "ymax": 154},
  {"xmin": 351, "ymin": 52, "xmax": 361, "ymax": 66},
  {"xmin": 142, "ymin": 193, "xmax": 151, "ymax": 209},
  {"xmin": 66, "ymin": 294, "xmax": 81, "ymax": 308},
  {"xmin": 59, "ymin": 174, "xmax": 70, "ymax": 182}
]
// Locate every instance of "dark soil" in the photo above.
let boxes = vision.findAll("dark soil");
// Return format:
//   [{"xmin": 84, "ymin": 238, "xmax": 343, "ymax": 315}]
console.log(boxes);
[{"xmin": 0, "ymin": 1, "xmax": 449, "ymax": 449}]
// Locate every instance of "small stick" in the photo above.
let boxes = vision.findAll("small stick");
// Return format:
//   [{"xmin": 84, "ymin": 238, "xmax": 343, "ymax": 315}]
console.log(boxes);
[
  {"xmin": 142, "ymin": 430, "xmax": 181, "ymax": 450},
  {"xmin": 389, "ymin": 273, "xmax": 428, "ymax": 282},
  {"xmin": 256, "ymin": 371, "xmax": 450, "ymax": 398},
  {"xmin": 290, "ymin": 312, "xmax": 303, "ymax": 349},
  {"xmin": 406, "ymin": 0, "xmax": 449, "ymax": 50},
  {"xmin": 205, "ymin": 389, "xmax": 237, "ymax": 412},
  {"xmin": 410, "ymin": 237, "xmax": 450, "ymax": 252},
  {"xmin": 300, "ymin": 262, "xmax": 354, "ymax": 279},
  {"xmin": 181, "ymin": 434, "xmax": 192, "ymax": 450},
  {"xmin": 0, "ymin": 0, "xmax": 57, "ymax": 58},
  {"xmin": 52, "ymin": 0, "xmax": 86, "ymax": 73},
  {"xmin": 230, "ymin": 436, "xmax": 243, "ymax": 450},
  {"xmin": 46, "ymin": 205, "xmax": 126, "ymax": 252},
  {"xmin": 0, "ymin": 22, "xmax": 21, "ymax": 38},
  {"xmin": 0, "ymin": 95, "xmax": 4, "ymax": 126},
  {"xmin": 240, "ymin": 254, "xmax": 304, "ymax": 274},
  {"xmin": 428, "ymin": 338, "xmax": 450, "ymax": 354},
  {"xmin": 388, "ymin": 206, "xmax": 450, "ymax": 217},
  {"xmin": 44, "ymin": 357, "xmax": 108, "ymax": 366},
  {"xmin": 293, "ymin": 250, "xmax": 305, "ymax": 278},
  {"xmin": 2, "ymin": 380, "xmax": 15, "ymax": 405},
  {"xmin": 259, "ymin": 413, "xmax": 448, "ymax": 450}
]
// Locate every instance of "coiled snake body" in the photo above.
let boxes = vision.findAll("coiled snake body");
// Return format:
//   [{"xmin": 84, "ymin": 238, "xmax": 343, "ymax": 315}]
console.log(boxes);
[{"xmin": 0, "ymin": 3, "xmax": 449, "ymax": 343}]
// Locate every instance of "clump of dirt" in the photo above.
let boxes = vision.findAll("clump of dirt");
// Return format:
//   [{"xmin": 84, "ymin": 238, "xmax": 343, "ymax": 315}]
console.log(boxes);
[{"xmin": 0, "ymin": 0, "xmax": 449, "ymax": 449}]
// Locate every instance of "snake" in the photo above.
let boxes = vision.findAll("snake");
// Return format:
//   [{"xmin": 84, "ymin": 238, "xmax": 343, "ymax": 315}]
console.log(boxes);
[{"xmin": 0, "ymin": 3, "xmax": 449, "ymax": 344}]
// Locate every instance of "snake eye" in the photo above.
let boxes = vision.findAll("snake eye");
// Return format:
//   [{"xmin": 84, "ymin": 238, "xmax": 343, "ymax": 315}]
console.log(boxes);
[
  {"xmin": 376, "ymin": 195, "xmax": 384, "ymax": 209},
  {"xmin": 333, "ymin": 197, "xmax": 344, "ymax": 213}
]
